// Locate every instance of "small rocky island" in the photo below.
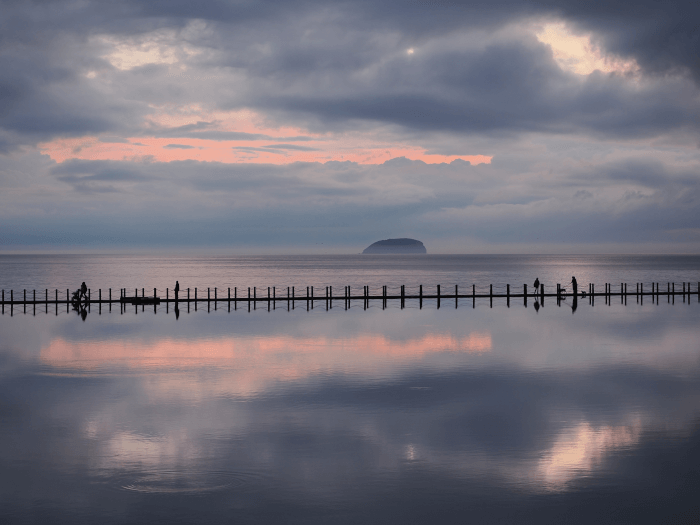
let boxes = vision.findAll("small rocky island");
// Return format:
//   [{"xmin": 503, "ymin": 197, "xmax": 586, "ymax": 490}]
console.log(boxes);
[{"xmin": 362, "ymin": 238, "xmax": 427, "ymax": 254}]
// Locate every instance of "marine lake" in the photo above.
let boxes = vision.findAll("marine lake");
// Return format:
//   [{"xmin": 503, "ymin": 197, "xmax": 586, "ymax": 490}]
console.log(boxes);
[{"xmin": 1, "ymin": 255, "xmax": 699, "ymax": 524}]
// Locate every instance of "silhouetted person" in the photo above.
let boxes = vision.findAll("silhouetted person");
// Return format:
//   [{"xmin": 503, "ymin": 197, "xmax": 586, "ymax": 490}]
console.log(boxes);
[
  {"xmin": 80, "ymin": 282, "xmax": 87, "ymax": 301},
  {"xmin": 533, "ymin": 278, "xmax": 540, "ymax": 293},
  {"xmin": 175, "ymin": 281, "xmax": 180, "ymax": 302},
  {"xmin": 571, "ymin": 276, "xmax": 578, "ymax": 296}
]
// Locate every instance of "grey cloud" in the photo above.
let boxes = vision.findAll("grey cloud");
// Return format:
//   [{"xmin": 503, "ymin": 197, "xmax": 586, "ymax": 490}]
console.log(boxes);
[
  {"xmin": 163, "ymin": 143, "xmax": 195, "ymax": 149},
  {"xmin": 265, "ymin": 144, "xmax": 319, "ymax": 151},
  {"xmin": 231, "ymin": 146, "xmax": 287, "ymax": 154},
  {"xmin": 0, "ymin": 152, "xmax": 694, "ymax": 249},
  {"xmin": 148, "ymin": 125, "xmax": 315, "ymax": 142},
  {"xmin": 1, "ymin": 0, "xmax": 699, "ymax": 152},
  {"xmin": 230, "ymin": 144, "xmax": 319, "ymax": 154},
  {"xmin": 49, "ymin": 159, "xmax": 151, "ymax": 193},
  {"xmin": 98, "ymin": 136, "xmax": 130, "ymax": 143}
]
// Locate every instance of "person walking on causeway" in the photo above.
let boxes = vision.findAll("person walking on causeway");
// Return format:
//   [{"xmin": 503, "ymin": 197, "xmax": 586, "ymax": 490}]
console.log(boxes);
[{"xmin": 571, "ymin": 276, "xmax": 578, "ymax": 296}]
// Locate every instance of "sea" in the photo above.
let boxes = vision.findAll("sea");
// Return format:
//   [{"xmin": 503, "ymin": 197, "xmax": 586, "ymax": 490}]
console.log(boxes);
[{"xmin": 0, "ymin": 254, "xmax": 698, "ymax": 524}]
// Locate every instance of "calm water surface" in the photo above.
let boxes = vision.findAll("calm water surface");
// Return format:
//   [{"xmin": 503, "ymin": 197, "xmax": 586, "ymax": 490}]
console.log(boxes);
[{"xmin": 0, "ymin": 255, "xmax": 699, "ymax": 523}]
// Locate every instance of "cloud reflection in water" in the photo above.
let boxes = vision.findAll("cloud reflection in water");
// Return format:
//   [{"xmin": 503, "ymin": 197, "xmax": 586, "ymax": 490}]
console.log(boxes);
[{"xmin": 1, "ymin": 304, "xmax": 699, "ymax": 522}]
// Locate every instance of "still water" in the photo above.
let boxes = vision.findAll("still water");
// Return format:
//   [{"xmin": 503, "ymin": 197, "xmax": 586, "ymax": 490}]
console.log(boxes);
[{"xmin": 1, "ymin": 255, "xmax": 699, "ymax": 523}]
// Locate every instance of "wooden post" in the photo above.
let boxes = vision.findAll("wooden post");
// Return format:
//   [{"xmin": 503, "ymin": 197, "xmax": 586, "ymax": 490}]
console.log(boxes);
[
  {"xmin": 523, "ymin": 284, "xmax": 526, "ymax": 307},
  {"xmin": 489, "ymin": 284, "xmax": 492, "ymax": 298},
  {"xmin": 507, "ymin": 284, "xmax": 510, "ymax": 298},
  {"xmin": 419, "ymin": 285, "xmax": 422, "ymax": 298},
  {"xmin": 215, "ymin": 287, "xmax": 217, "ymax": 301},
  {"xmin": 188, "ymin": 288, "xmax": 190, "ymax": 301}
]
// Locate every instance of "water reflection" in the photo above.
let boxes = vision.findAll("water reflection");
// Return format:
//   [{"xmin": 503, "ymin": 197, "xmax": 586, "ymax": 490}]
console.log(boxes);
[{"xmin": 1, "ymin": 304, "xmax": 699, "ymax": 523}]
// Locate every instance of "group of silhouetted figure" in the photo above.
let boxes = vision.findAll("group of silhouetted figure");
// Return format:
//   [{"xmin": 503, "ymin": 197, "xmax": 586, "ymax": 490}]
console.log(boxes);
[
  {"xmin": 70, "ymin": 282, "xmax": 89, "ymax": 321},
  {"xmin": 532, "ymin": 276, "xmax": 579, "ymax": 313}
]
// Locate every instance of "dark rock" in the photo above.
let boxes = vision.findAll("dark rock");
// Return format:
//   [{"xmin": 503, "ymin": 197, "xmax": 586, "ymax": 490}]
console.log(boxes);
[{"xmin": 362, "ymin": 238, "xmax": 427, "ymax": 254}]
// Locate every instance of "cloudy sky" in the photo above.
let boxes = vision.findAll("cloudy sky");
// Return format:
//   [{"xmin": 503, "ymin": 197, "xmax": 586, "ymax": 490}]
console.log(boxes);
[{"xmin": 1, "ymin": 0, "xmax": 699, "ymax": 253}]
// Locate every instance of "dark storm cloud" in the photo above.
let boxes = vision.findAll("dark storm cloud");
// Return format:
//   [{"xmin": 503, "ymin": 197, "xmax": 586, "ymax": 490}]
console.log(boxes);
[
  {"xmin": 255, "ymin": 41, "xmax": 699, "ymax": 137},
  {"xmin": 1, "ymin": 0, "xmax": 699, "ymax": 150},
  {"xmin": 549, "ymin": 0, "xmax": 700, "ymax": 82}
]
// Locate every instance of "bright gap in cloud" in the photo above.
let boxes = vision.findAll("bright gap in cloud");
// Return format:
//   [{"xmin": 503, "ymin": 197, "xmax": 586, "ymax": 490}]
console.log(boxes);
[
  {"xmin": 38, "ymin": 136, "xmax": 491, "ymax": 166},
  {"xmin": 535, "ymin": 22, "xmax": 639, "ymax": 76},
  {"xmin": 96, "ymin": 31, "xmax": 202, "ymax": 71},
  {"xmin": 39, "ymin": 109, "xmax": 491, "ymax": 165}
]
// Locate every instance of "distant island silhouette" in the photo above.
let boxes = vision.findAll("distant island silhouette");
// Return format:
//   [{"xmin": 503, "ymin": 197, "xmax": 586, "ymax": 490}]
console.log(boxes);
[{"xmin": 362, "ymin": 238, "xmax": 427, "ymax": 254}]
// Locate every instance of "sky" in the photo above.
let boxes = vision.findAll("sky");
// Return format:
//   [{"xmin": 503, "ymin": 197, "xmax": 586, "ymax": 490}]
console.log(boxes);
[{"xmin": 1, "ymin": 0, "xmax": 699, "ymax": 253}]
